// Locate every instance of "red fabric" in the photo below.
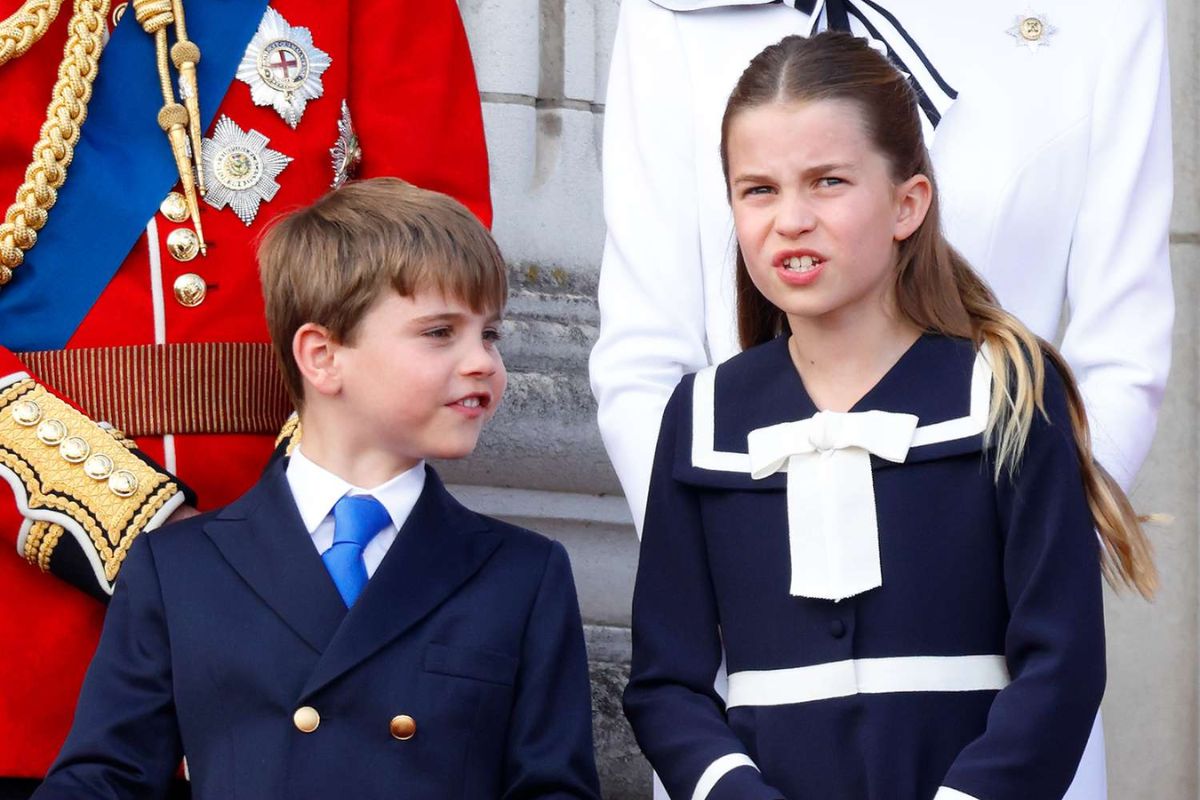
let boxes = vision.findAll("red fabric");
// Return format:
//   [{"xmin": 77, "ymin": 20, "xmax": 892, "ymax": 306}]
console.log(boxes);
[{"xmin": 0, "ymin": 0, "xmax": 490, "ymax": 776}]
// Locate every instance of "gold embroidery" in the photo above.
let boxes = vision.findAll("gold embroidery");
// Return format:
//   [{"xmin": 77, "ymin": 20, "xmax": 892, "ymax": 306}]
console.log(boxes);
[
  {"xmin": 0, "ymin": 379, "xmax": 182, "ymax": 583},
  {"xmin": 105, "ymin": 427, "xmax": 137, "ymax": 450}
]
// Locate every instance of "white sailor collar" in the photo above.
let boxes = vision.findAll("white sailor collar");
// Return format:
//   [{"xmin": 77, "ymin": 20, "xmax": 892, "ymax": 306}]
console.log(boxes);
[
  {"xmin": 675, "ymin": 332, "xmax": 993, "ymax": 601},
  {"xmin": 673, "ymin": 332, "xmax": 992, "ymax": 492}
]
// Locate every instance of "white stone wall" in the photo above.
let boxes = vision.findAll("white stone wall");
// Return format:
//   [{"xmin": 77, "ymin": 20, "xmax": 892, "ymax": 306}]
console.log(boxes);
[{"xmin": 455, "ymin": 0, "xmax": 1200, "ymax": 795}]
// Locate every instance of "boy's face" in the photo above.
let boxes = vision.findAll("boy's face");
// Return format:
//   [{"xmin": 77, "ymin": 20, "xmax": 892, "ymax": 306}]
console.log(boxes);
[{"xmin": 332, "ymin": 288, "xmax": 506, "ymax": 470}]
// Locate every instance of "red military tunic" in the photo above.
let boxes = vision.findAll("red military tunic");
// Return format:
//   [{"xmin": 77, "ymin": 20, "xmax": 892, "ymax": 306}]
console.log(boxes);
[{"xmin": 0, "ymin": 0, "xmax": 491, "ymax": 776}]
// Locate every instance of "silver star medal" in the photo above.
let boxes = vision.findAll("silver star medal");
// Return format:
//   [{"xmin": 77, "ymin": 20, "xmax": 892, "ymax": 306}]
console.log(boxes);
[
  {"xmin": 237, "ymin": 7, "xmax": 331, "ymax": 128},
  {"xmin": 202, "ymin": 116, "xmax": 293, "ymax": 226},
  {"xmin": 1007, "ymin": 10, "xmax": 1057, "ymax": 51},
  {"xmin": 330, "ymin": 101, "xmax": 362, "ymax": 189}
]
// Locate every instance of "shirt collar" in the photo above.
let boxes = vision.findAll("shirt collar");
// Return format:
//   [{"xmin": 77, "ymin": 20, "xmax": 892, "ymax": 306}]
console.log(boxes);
[{"xmin": 285, "ymin": 447, "xmax": 427, "ymax": 534}]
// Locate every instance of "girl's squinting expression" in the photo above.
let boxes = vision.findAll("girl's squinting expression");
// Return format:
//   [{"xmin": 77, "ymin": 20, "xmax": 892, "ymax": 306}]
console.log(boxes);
[{"xmin": 727, "ymin": 99, "xmax": 928, "ymax": 332}]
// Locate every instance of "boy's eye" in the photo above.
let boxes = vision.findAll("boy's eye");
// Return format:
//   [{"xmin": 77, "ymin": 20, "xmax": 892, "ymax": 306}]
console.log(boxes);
[
  {"xmin": 743, "ymin": 185, "xmax": 774, "ymax": 197},
  {"xmin": 817, "ymin": 176, "xmax": 845, "ymax": 188},
  {"xmin": 483, "ymin": 327, "xmax": 503, "ymax": 343},
  {"xmin": 423, "ymin": 327, "xmax": 452, "ymax": 338}
]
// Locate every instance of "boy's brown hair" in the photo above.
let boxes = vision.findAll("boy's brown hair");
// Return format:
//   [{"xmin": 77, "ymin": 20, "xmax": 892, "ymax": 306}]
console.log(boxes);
[{"xmin": 258, "ymin": 177, "xmax": 507, "ymax": 408}]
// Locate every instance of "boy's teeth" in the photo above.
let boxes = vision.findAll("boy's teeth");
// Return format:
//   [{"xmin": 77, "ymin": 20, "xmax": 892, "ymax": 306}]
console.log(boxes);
[{"xmin": 462, "ymin": 397, "xmax": 481, "ymax": 408}]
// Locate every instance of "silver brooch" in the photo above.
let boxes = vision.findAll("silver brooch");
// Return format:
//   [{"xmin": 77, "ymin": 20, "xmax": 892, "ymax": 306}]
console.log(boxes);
[
  {"xmin": 1007, "ymin": 10, "xmax": 1057, "ymax": 51},
  {"xmin": 236, "ymin": 7, "xmax": 331, "ymax": 128},
  {"xmin": 202, "ymin": 116, "xmax": 293, "ymax": 226},
  {"xmin": 330, "ymin": 100, "xmax": 362, "ymax": 189}
]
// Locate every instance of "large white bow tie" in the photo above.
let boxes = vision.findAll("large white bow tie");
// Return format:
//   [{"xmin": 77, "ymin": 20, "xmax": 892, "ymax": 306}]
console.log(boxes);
[{"xmin": 747, "ymin": 410, "xmax": 918, "ymax": 601}]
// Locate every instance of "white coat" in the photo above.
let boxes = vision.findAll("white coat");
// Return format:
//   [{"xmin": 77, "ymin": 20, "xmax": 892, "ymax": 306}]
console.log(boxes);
[{"xmin": 590, "ymin": 1, "xmax": 1173, "ymax": 798}]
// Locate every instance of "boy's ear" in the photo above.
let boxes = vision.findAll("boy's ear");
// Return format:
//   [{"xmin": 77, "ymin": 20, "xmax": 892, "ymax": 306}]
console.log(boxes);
[
  {"xmin": 293, "ymin": 323, "xmax": 342, "ymax": 398},
  {"xmin": 893, "ymin": 173, "xmax": 932, "ymax": 242}
]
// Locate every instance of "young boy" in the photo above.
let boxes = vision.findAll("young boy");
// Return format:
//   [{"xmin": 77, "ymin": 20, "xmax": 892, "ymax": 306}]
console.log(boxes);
[{"xmin": 32, "ymin": 178, "xmax": 602, "ymax": 800}]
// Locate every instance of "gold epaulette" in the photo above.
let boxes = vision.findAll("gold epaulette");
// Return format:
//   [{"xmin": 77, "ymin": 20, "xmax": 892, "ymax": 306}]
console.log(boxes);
[
  {"xmin": 275, "ymin": 412, "xmax": 301, "ymax": 457},
  {"xmin": 0, "ymin": 376, "xmax": 184, "ymax": 595}
]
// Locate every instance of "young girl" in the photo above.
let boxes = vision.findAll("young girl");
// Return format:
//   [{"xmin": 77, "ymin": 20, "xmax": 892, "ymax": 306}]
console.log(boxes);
[{"xmin": 623, "ymin": 32, "xmax": 1156, "ymax": 800}]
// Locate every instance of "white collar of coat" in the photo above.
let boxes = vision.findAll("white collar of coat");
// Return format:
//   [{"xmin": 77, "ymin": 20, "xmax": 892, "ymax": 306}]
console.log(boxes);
[
  {"xmin": 645, "ymin": 0, "xmax": 957, "ymax": 140},
  {"xmin": 683, "ymin": 334, "xmax": 992, "ymax": 601}
]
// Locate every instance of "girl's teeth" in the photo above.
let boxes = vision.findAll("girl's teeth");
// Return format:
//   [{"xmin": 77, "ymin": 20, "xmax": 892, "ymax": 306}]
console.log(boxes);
[{"xmin": 784, "ymin": 255, "xmax": 818, "ymax": 272}]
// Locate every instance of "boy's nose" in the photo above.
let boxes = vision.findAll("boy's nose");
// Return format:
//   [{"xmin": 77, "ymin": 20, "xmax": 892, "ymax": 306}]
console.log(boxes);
[{"xmin": 461, "ymin": 341, "xmax": 499, "ymax": 376}]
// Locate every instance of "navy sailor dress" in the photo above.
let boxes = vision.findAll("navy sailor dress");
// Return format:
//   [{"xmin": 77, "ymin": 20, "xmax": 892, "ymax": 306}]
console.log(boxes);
[{"xmin": 623, "ymin": 332, "xmax": 1105, "ymax": 800}]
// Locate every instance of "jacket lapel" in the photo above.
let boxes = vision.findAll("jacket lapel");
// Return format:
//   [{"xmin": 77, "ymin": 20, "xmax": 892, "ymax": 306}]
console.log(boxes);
[
  {"xmin": 300, "ymin": 468, "xmax": 501, "ymax": 699},
  {"xmin": 203, "ymin": 459, "xmax": 347, "ymax": 654}
]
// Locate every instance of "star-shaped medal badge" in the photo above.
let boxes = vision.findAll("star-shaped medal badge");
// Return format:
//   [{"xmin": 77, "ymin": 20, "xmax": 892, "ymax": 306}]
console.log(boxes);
[
  {"xmin": 236, "ymin": 7, "xmax": 331, "ymax": 128},
  {"xmin": 202, "ymin": 116, "xmax": 293, "ymax": 225},
  {"xmin": 1007, "ymin": 10, "xmax": 1057, "ymax": 51},
  {"xmin": 330, "ymin": 100, "xmax": 362, "ymax": 189}
]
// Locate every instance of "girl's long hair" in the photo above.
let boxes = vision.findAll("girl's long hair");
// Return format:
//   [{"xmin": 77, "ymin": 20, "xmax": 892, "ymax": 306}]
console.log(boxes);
[{"xmin": 720, "ymin": 32, "xmax": 1156, "ymax": 597}]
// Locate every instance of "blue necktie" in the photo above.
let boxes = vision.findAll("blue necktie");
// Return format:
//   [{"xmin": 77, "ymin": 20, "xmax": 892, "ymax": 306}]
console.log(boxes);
[{"xmin": 323, "ymin": 494, "xmax": 391, "ymax": 607}]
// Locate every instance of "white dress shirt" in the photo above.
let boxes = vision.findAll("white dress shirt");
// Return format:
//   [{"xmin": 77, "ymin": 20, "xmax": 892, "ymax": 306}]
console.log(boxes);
[{"xmin": 285, "ymin": 447, "xmax": 426, "ymax": 577}]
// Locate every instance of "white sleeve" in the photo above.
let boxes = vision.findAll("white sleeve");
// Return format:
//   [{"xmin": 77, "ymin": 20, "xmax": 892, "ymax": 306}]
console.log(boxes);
[
  {"xmin": 1058, "ymin": 0, "xmax": 1174, "ymax": 490},
  {"xmin": 589, "ymin": 0, "xmax": 711, "ymax": 533}
]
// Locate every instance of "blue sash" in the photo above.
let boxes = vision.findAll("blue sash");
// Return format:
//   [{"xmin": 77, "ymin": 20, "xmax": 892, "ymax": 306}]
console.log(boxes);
[{"xmin": 0, "ymin": 0, "xmax": 270, "ymax": 350}]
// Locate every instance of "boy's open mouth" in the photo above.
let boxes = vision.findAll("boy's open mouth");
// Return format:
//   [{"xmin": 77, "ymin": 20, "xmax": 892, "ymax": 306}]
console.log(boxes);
[{"xmin": 451, "ymin": 393, "xmax": 491, "ymax": 410}]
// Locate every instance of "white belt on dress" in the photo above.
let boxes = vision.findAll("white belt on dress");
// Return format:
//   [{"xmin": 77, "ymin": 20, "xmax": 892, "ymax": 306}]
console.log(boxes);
[{"xmin": 726, "ymin": 654, "xmax": 1010, "ymax": 708}]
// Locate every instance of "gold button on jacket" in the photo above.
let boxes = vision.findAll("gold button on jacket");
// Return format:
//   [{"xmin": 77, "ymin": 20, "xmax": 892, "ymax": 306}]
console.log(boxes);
[
  {"xmin": 160, "ymin": 191, "xmax": 190, "ymax": 223},
  {"xmin": 173, "ymin": 273, "xmax": 207, "ymax": 307},
  {"xmin": 166, "ymin": 228, "xmax": 200, "ymax": 262},
  {"xmin": 293, "ymin": 706, "xmax": 320, "ymax": 733},
  {"xmin": 389, "ymin": 714, "xmax": 416, "ymax": 740}
]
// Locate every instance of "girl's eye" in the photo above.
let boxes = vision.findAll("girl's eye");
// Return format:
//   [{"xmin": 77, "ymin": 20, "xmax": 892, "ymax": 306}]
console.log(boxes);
[
  {"xmin": 818, "ymin": 176, "xmax": 845, "ymax": 188},
  {"xmin": 744, "ymin": 185, "xmax": 774, "ymax": 197},
  {"xmin": 483, "ymin": 328, "xmax": 503, "ymax": 343}
]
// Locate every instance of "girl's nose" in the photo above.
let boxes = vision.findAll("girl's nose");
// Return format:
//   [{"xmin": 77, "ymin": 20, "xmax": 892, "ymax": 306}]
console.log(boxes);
[{"xmin": 775, "ymin": 193, "xmax": 817, "ymax": 237}]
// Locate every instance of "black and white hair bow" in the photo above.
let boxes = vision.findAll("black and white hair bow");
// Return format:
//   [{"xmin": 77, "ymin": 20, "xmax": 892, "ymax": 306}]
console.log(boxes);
[{"xmin": 650, "ymin": 0, "xmax": 958, "ymax": 137}]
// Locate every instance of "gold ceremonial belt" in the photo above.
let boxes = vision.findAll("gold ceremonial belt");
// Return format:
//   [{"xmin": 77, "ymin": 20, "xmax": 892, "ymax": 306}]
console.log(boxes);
[{"xmin": 17, "ymin": 342, "xmax": 292, "ymax": 437}]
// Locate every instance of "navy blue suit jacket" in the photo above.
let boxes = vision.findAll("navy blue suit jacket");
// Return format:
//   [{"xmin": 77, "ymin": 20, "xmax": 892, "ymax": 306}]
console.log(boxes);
[{"xmin": 34, "ymin": 461, "xmax": 601, "ymax": 800}]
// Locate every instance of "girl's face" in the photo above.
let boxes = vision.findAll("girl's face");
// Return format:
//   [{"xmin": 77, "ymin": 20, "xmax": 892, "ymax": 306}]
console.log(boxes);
[{"xmin": 726, "ymin": 99, "xmax": 929, "ymax": 330}]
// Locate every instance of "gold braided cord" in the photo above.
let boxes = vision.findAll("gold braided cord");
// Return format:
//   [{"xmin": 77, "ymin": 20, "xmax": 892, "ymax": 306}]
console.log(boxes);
[
  {"xmin": 168, "ymin": 0, "xmax": 185, "ymax": 41},
  {"xmin": 0, "ymin": 0, "xmax": 64, "ymax": 67},
  {"xmin": 36, "ymin": 522, "xmax": 66, "ymax": 571},
  {"xmin": 133, "ymin": 0, "xmax": 206, "ymax": 248},
  {"xmin": 131, "ymin": 0, "xmax": 171, "ymax": 102},
  {"xmin": 0, "ymin": 0, "xmax": 108, "ymax": 287}
]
